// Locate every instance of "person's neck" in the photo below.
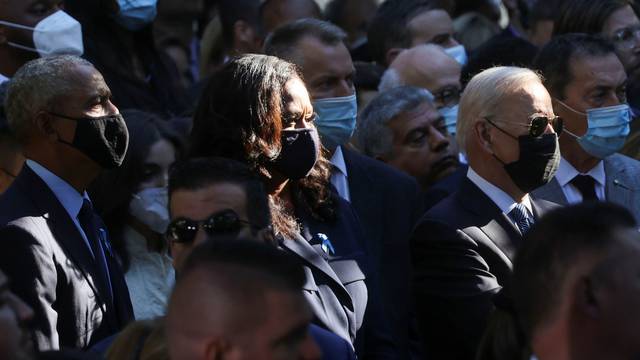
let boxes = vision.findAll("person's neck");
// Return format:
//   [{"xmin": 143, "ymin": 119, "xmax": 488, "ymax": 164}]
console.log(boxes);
[
  {"xmin": 27, "ymin": 151, "xmax": 99, "ymax": 194},
  {"xmin": 560, "ymin": 137, "xmax": 600, "ymax": 173},
  {"xmin": 472, "ymin": 160, "xmax": 527, "ymax": 203},
  {"xmin": 532, "ymin": 321, "xmax": 572, "ymax": 360}
]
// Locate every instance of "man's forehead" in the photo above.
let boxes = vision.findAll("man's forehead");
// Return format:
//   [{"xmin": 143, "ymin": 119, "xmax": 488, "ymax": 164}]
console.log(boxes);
[
  {"xmin": 298, "ymin": 36, "xmax": 353, "ymax": 74},
  {"xmin": 569, "ymin": 54, "xmax": 626, "ymax": 88}
]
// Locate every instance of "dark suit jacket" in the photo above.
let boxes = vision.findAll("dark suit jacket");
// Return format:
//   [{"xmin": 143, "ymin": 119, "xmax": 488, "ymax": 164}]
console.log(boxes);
[
  {"xmin": 0, "ymin": 166, "xmax": 133, "ymax": 350},
  {"xmin": 411, "ymin": 178, "xmax": 557, "ymax": 360},
  {"xmin": 310, "ymin": 324, "xmax": 357, "ymax": 360},
  {"xmin": 342, "ymin": 148, "xmax": 424, "ymax": 359},
  {"xmin": 423, "ymin": 165, "xmax": 468, "ymax": 211},
  {"xmin": 281, "ymin": 193, "xmax": 396, "ymax": 359}
]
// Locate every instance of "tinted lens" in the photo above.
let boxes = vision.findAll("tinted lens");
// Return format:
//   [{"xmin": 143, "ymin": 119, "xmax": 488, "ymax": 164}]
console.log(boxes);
[
  {"xmin": 203, "ymin": 210, "xmax": 243, "ymax": 234},
  {"xmin": 166, "ymin": 219, "xmax": 198, "ymax": 243},
  {"xmin": 552, "ymin": 116, "xmax": 563, "ymax": 135},
  {"xmin": 529, "ymin": 117, "xmax": 548, "ymax": 137}
]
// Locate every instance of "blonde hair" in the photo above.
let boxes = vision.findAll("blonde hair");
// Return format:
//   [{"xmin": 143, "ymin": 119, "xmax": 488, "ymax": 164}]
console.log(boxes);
[{"xmin": 456, "ymin": 66, "xmax": 543, "ymax": 155}]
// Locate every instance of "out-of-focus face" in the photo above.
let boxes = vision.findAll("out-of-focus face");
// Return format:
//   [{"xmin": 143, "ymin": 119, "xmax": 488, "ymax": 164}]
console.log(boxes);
[
  {"xmin": 138, "ymin": 138, "xmax": 176, "ymax": 190},
  {"xmin": 586, "ymin": 229, "xmax": 640, "ymax": 358},
  {"xmin": 0, "ymin": 0, "xmax": 64, "ymax": 70},
  {"xmin": 0, "ymin": 270, "xmax": 35, "ymax": 360},
  {"xmin": 408, "ymin": 9, "xmax": 459, "ymax": 49},
  {"xmin": 602, "ymin": 5, "xmax": 640, "ymax": 80},
  {"xmin": 555, "ymin": 54, "xmax": 627, "ymax": 145},
  {"xmin": 296, "ymin": 36, "xmax": 355, "ymax": 100},
  {"xmin": 484, "ymin": 80, "xmax": 556, "ymax": 165},
  {"xmin": 168, "ymin": 183, "xmax": 249, "ymax": 271},
  {"xmin": 384, "ymin": 101, "xmax": 458, "ymax": 189},
  {"xmin": 528, "ymin": 19, "xmax": 554, "ymax": 48},
  {"xmin": 339, "ymin": 0, "xmax": 377, "ymax": 48}
]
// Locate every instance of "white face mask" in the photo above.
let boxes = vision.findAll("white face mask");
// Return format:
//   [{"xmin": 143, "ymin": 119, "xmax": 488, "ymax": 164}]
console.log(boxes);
[
  {"xmin": 0, "ymin": 10, "xmax": 83, "ymax": 57},
  {"xmin": 444, "ymin": 44, "xmax": 468, "ymax": 66},
  {"xmin": 129, "ymin": 187, "xmax": 170, "ymax": 234}
]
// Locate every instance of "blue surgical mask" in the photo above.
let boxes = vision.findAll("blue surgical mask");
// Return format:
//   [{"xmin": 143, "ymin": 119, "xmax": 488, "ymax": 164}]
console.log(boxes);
[
  {"xmin": 312, "ymin": 94, "xmax": 358, "ymax": 151},
  {"xmin": 115, "ymin": 0, "xmax": 158, "ymax": 31},
  {"xmin": 439, "ymin": 104, "xmax": 459, "ymax": 135},
  {"xmin": 444, "ymin": 44, "xmax": 467, "ymax": 66},
  {"xmin": 558, "ymin": 100, "xmax": 631, "ymax": 159}
]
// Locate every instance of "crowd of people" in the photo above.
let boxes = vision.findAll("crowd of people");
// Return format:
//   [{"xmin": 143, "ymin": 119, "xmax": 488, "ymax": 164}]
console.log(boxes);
[{"xmin": 1, "ymin": 0, "xmax": 640, "ymax": 359}]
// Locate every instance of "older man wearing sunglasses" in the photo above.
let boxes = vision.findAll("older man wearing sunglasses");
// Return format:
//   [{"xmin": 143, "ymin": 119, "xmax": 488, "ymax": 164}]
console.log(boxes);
[{"xmin": 410, "ymin": 66, "xmax": 561, "ymax": 360}]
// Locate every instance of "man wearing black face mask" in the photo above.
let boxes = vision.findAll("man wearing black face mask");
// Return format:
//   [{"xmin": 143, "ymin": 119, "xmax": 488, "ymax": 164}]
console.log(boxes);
[
  {"xmin": 410, "ymin": 66, "xmax": 560, "ymax": 360},
  {"xmin": 0, "ymin": 55, "xmax": 133, "ymax": 351}
]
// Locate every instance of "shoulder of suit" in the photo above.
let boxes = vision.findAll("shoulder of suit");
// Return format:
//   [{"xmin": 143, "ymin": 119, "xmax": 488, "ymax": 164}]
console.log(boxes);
[{"xmin": 608, "ymin": 152, "xmax": 640, "ymax": 170}]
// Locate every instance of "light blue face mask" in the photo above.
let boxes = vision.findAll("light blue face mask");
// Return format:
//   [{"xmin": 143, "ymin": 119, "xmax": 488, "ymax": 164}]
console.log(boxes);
[
  {"xmin": 312, "ymin": 94, "xmax": 358, "ymax": 151},
  {"xmin": 558, "ymin": 100, "xmax": 631, "ymax": 159},
  {"xmin": 444, "ymin": 44, "xmax": 468, "ymax": 66},
  {"xmin": 115, "ymin": 0, "xmax": 158, "ymax": 31},
  {"xmin": 439, "ymin": 104, "xmax": 459, "ymax": 136}
]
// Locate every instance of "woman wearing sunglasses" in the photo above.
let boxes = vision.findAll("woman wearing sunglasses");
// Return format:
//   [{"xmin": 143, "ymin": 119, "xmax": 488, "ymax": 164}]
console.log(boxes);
[{"xmin": 188, "ymin": 54, "xmax": 390, "ymax": 355}]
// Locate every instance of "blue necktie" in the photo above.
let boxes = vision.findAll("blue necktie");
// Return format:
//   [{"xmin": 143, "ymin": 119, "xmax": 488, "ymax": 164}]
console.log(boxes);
[
  {"xmin": 78, "ymin": 199, "xmax": 113, "ymax": 301},
  {"xmin": 508, "ymin": 203, "xmax": 533, "ymax": 235}
]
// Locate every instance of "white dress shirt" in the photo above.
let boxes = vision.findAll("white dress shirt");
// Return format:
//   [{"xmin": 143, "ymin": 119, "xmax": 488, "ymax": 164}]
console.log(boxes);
[
  {"xmin": 330, "ymin": 146, "xmax": 351, "ymax": 202},
  {"xmin": 467, "ymin": 167, "xmax": 533, "ymax": 220},
  {"xmin": 553, "ymin": 157, "xmax": 606, "ymax": 203},
  {"xmin": 123, "ymin": 226, "xmax": 175, "ymax": 320}
]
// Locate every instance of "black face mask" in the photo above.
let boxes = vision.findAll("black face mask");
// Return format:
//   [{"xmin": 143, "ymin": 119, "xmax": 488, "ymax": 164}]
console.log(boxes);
[
  {"xmin": 494, "ymin": 133, "xmax": 560, "ymax": 194},
  {"xmin": 50, "ymin": 112, "xmax": 129, "ymax": 169},
  {"xmin": 272, "ymin": 128, "xmax": 320, "ymax": 180}
]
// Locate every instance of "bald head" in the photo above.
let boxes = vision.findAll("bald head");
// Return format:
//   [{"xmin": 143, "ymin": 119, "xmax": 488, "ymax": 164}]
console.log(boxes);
[{"xmin": 380, "ymin": 44, "xmax": 461, "ymax": 93}]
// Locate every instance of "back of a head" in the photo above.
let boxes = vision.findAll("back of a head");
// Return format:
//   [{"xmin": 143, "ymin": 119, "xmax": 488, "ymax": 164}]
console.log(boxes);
[
  {"xmin": 264, "ymin": 18, "xmax": 347, "ymax": 65},
  {"xmin": 219, "ymin": 0, "xmax": 263, "ymax": 50},
  {"xmin": 259, "ymin": 0, "xmax": 322, "ymax": 35},
  {"xmin": 512, "ymin": 202, "xmax": 637, "ymax": 341},
  {"xmin": 533, "ymin": 33, "xmax": 616, "ymax": 100},
  {"xmin": 167, "ymin": 239, "xmax": 306, "ymax": 357},
  {"xmin": 5, "ymin": 55, "xmax": 94, "ymax": 143},
  {"xmin": 367, "ymin": 0, "xmax": 437, "ymax": 66},
  {"xmin": 554, "ymin": 0, "xmax": 637, "ymax": 36},
  {"xmin": 456, "ymin": 66, "xmax": 541, "ymax": 156},
  {"xmin": 169, "ymin": 157, "xmax": 271, "ymax": 229}
]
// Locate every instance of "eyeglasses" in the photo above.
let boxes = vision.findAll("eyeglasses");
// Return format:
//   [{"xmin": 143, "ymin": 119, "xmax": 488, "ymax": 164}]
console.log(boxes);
[
  {"xmin": 611, "ymin": 24, "xmax": 640, "ymax": 49},
  {"xmin": 432, "ymin": 87, "xmax": 462, "ymax": 108},
  {"xmin": 166, "ymin": 209, "xmax": 257, "ymax": 244},
  {"xmin": 485, "ymin": 115, "xmax": 563, "ymax": 138}
]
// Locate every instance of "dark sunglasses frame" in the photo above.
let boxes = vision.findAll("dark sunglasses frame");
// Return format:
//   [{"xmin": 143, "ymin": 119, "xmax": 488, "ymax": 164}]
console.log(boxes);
[
  {"xmin": 485, "ymin": 116, "xmax": 563, "ymax": 138},
  {"xmin": 166, "ymin": 209, "xmax": 257, "ymax": 244}
]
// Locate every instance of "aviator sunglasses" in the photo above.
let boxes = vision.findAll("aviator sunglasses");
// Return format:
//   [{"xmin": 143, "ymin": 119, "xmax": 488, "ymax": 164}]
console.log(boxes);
[
  {"xmin": 486, "ymin": 115, "xmax": 563, "ymax": 138},
  {"xmin": 166, "ymin": 209, "xmax": 258, "ymax": 244}
]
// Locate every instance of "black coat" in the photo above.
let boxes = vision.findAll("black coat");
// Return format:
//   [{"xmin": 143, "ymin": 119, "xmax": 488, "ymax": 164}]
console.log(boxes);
[
  {"xmin": 0, "ymin": 165, "xmax": 133, "ymax": 350},
  {"xmin": 411, "ymin": 178, "xmax": 557, "ymax": 359}
]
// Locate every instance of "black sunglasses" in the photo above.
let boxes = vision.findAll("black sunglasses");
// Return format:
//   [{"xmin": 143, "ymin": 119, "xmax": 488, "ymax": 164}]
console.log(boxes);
[
  {"xmin": 166, "ymin": 209, "xmax": 256, "ymax": 244},
  {"xmin": 486, "ymin": 116, "xmax": 563, "ymax": 138}
]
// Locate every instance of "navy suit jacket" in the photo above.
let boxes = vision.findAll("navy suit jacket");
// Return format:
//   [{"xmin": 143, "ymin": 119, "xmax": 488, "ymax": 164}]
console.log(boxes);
[
  {"xmin": 310, "ymin": 325, "xmax": 357, "ymax": 360},
  {"xmin": 423, "ymin": 165, "xmax": 468, "ymax": 211},
  {"xmin": 411, "ymin": 178, "xmax": 557, "ymax": 360},
  {"xmin": 342, "ymin": 148, "xmax": 424, "ymax": 359},
  {"xmin": 0, "ymin": 166, "xmax": 133, "ymax": 350}
]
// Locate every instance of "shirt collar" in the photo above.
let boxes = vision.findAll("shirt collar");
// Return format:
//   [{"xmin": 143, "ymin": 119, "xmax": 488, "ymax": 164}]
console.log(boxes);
[
  {"xmin": 26, "ymin": 159, "xmax": 89, "ymax": 219},
  {"xmin": 555, "ymin": 156, "xmax": 605, "ymax": 187},
  {"xmin": 467, "ymin": 167, "xmax": 532, "ymax": 215},
  {"xmin": 330, "ymin": 145, "xmax": 348, "ymax": 178}
]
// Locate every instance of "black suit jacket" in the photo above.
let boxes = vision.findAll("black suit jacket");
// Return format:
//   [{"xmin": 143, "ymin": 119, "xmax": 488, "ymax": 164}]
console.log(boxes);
[
  {"xmin": 342, "ymin": 148, "xmax": 424, "ymax": 359},
  {"xmin": 411, "ymin": 178, "xmax": 557, "ymax": 360},
  {"xmin": 0, "ymin": 166, "xmax": 133, "ymax": 350}
]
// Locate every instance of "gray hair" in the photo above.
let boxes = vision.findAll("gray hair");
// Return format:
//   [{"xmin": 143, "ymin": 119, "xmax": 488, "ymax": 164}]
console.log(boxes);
[
  {"xmin": 457, "ymin": 66, "xmax": 543, "ymax": 155},
  {"xmin": 377, "ymin": 68, "xmax": 404, "ymax": 92},
  {"xmin": 357, "ymin": 86, "xmax": 433, "ymax": 158},
  {"xmin": 5, "ymin": 55, "xmax": 95, "ymax": 142}
]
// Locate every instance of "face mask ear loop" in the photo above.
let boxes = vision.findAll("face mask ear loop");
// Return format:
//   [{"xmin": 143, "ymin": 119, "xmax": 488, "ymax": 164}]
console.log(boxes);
[
  {"xmin": 0, "ymin": 20, "xmax": 35, "ymax": 31},
  {"xmin": 554, "ymin": 98, "xmax": 587, "ymax": 116}
]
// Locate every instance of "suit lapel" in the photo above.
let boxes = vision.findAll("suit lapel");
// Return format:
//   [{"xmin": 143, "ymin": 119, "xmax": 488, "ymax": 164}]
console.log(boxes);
[
  {"xmin": 532, "ymin": 178, "xmax": 569, "ymax": 206},
  {"xmin": 604, "ymin": 156, "xmax": 637, "ymax": 215},
  {"xmin": 17, "ymin": 167, "xmax": 113, "ymax": 323}
]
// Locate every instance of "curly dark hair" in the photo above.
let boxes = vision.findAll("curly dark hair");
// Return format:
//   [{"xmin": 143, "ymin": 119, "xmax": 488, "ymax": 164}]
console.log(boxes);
[{"xmin": 189, "ymin": 54, "xmax": 336, "ymax": 238}]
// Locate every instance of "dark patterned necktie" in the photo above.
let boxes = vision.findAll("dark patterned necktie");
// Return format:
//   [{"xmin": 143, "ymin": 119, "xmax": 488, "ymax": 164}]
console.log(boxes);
[{"xmin": 508, "ymin": 203, "xmax": 533, "ymax": 235}]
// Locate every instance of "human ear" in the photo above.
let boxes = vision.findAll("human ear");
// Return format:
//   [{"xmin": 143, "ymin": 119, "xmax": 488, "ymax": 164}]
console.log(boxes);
[
  {"xmin": 576, "ymin": 276, "xmax": 601, "ymax": 318},
  {"xmin": 473, "ymin": 120, "xmax": 494, "ymax": 154},
  {"xmin": 385, "ymin": 48, "xmax": 403, "ymax": 66},
  {"xmin": 34, "ymin": 111, "xmax": 59, "ymax": 141}
]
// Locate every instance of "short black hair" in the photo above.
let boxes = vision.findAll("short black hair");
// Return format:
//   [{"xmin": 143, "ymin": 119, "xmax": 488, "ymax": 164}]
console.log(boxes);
[
  {"xmin": 181, "ymin": 236, "xmax": 305, "ymax": 292},
  {"xmin": 219, "ymin": 0, "xmax": 263, "ymax": 50},
  {"xmin": 533, "ymin": 33, "xmax": 616, "ymax": 100},
  {"xmin": 554, "ymin": 0, "xmax": 639, "ymax": 36},
  {"xmin": 264, "ymin": 18, "xmax": 347, "ymax": 63},
  {"xmin": 168, "ymin": 157, "xmax": 271, "ymax": 229},
  {"xmin": 513, "ymin": 202, "xmax": 637, "ymax": 340},
  {"xmin": 367, "ymin": 0, "xmax": 437, "ymax": 66}
]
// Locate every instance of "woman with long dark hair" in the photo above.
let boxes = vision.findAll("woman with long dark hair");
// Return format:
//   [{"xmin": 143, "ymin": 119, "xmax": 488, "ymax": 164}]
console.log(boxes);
[{"xmin": 188, "ymin": 54, "xmax": 389, "ymax": 355}]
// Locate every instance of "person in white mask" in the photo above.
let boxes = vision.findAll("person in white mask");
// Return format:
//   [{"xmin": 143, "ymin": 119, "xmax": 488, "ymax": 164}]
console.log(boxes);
[
  {"xmin": 265, "ymin": 18, "xmax": 424, "ymax": 359},
  {"xmin": 89, "ymin": 110, "xmax": 183, "ymax": 320},
  {"xmin": 368, "ymin": 0, "xmax": 467, "ymax": 67},
  {"xmin": 0, "ymin": 1, "xmax": 83, "ymax": 82}
]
